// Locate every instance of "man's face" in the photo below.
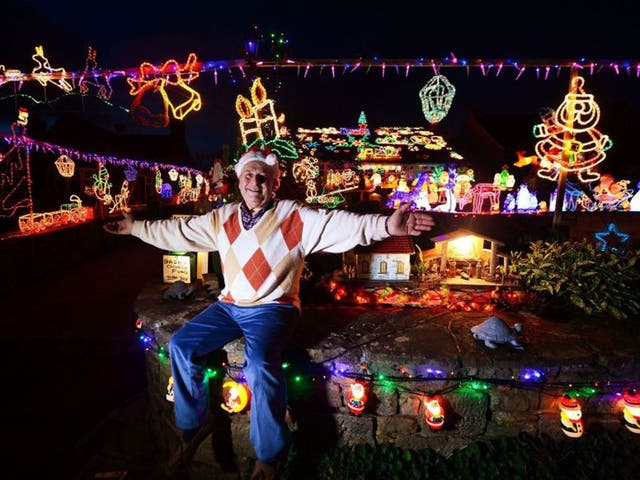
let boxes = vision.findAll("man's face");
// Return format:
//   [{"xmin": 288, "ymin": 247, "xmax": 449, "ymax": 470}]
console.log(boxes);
[{"xmin": 238, "ymin": 161, "xmax": 277, "ymax": 212}]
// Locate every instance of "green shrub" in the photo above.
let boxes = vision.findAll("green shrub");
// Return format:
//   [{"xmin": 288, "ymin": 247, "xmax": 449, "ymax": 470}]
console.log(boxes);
[
  {"xmin": 509, "ymin": 239, "xmax": 640, "ymax": 319},
  {"xmin": 281, "ymin": 431, "xmax": 640, "ymax": 479}
]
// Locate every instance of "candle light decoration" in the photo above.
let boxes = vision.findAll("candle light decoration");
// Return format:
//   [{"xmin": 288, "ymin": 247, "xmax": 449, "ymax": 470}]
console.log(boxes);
[
  {"xmin": 559, "ymin": 395, "xmax": 584, "ymax": 438},
  {"xmin": 220, "ymin": 380, "xmax": 251, "ymax": 413}
]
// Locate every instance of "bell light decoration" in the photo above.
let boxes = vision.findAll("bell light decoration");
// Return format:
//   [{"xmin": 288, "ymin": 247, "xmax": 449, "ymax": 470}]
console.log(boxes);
[
  {"xmin": 559, "ymin": 395, "xmax": 584, "ymax": 438},
  {"xmin": 220, "ymin": 380, "xmax": 251, "ymax": 413},
  {"xmin": 347, "ymin": 381, "xmax": 367, "ymax": 415},
  {"xmin": 622, "ymin": 389, "xmax": 640, "ymax": 434},
  {"xmin": 424, "ymin": 396, "xmax": 445, "ymax": 430}
]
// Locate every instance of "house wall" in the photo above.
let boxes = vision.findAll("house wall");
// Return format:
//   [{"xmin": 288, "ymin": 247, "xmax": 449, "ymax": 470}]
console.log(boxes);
[{"xmin": 356, "ymin": 253, "xmax": 411, "ymax": 281}]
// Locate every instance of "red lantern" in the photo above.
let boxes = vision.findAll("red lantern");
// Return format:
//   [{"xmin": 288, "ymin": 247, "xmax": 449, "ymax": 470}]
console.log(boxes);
[
  {"xmin": 347, "ymin": 381, "xmax": 367, "ymax": 415},
  {"xmin": 424, "ymin": 396, "xmax": 445, "ymax": 430}
]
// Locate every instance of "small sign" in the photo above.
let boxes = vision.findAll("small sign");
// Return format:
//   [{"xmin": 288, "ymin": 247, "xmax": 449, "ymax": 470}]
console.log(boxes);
[{"xmin": 163, "ymin": 254, "xmax": 195, "ymax": 283}]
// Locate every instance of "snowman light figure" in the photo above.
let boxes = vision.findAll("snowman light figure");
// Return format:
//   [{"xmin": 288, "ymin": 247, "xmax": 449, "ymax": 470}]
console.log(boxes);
[{"xmin": 559, "ymin": 395, "xmax": 584, "ymax": 438}]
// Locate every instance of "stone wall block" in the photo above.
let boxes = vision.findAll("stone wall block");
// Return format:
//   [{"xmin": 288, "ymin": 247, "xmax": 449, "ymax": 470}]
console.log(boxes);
[
  {"xmin": 399, "ymin": 392, "xmax": 422, "ymax": 416},
  {"xmin": 372, "ymin": 386, "xmax": 398, "ymax": 415},
  {"xmin": 489, "ymin": 387, "xmax": 539, "ymax": 412},
  {"xmin": 334, "ymin": 413, "xmax": 376, "ymax": 447},
  {"xmin": 376, "ymin": 415, "xmax": 419, "ymax": 443},
  {"xmin": 447, "ymin": 392, "xmax": 489, "ymax": 437}
]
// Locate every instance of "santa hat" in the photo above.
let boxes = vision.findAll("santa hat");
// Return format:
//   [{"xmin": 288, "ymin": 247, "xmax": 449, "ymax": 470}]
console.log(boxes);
[{"xmin": 234, "ymin": 148, "xmax": 279, "ymax": 178}]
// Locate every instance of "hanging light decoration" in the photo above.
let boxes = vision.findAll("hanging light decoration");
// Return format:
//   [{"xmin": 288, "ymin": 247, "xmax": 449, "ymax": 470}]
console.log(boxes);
[
  {"xmin": 622, "ymin": 389, "xmax": 640, "ymax": 434},
  {"xmin": 54, "ymin": 154, "xmax": 75, "ymax": 178},
  {"xmin": 559, "ymin": 395, "xmax": 584, "ymax": 438},
  {"xmin": 347, "ymin": 381, "xmax": 368, "ymax": 415},
  {"xmin": 424, "ymin": 395, "xmax": 445, "ymax": 430},
  {"xmin": 168, "ymin": 168, "xmax": 179, "ymax": 182},
  {"xmin": 419, "ymin": 74, "xmax": 456, "ymax": 124},
  {"xmin": 220, "ymin": 380, "xmax": 251, "ymax": 413}
]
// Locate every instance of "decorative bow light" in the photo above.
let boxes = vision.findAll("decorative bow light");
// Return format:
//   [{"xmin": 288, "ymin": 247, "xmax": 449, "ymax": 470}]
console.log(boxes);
[
  {"xmin": 424, "ymin": 395, "xmax": 445, "ymax": 430},
  {"xmin": 559, "ymin": 395, "xmax": 584, "ymax": 438},
  {"xmin": 347, "ymin": 381, "xmax": 368, "ymax": 415},
  {"xmin": 221, "ymin": 380, "xmax": 251, "ymax": 413}
]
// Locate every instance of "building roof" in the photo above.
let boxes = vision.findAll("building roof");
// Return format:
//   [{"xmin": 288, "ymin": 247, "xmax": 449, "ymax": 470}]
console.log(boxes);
[
  {"xmin": 430, "ymin": 228, "xmax": 504, "ymax": 246},
  {"xmin": 353, "ymin": 235, "xmax": 415, "ymax": 254}
]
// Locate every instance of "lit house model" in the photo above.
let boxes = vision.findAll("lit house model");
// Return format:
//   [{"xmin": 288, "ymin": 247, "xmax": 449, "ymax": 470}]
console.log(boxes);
[
  {"xmin": 349, "ymin": 236, "xmax": 415, "ymax": 281},
  {"xmin": 422, "ymin": 229, "xmax": 507, "ymax": 285}
]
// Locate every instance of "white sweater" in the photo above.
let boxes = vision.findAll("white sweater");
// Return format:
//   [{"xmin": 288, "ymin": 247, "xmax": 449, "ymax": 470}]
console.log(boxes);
[{"xmin": 132, "ymin": 199, "xmax": 389, "ymax": 309}]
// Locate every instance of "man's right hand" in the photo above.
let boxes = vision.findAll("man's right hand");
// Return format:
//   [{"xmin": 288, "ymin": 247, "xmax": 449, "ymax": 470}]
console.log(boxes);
[{"xmin": 103, "ymin": 212, "xmax": 134, "ymax": 235}]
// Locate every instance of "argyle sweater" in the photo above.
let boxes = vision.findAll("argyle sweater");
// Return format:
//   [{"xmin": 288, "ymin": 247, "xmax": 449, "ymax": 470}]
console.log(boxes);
[{"xmin": 132, "ymin": 199, "xmax": 390, "ymax": 309}]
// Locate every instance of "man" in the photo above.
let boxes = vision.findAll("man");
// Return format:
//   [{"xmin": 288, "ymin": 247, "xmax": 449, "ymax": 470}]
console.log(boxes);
[{"xmin": 104, "ymin": 149, "xmax": 435, "ymax": 479}]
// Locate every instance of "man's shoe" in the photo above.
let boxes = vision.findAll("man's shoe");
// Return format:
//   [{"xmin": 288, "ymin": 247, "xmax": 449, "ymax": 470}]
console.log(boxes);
[
  {"xmin": 163, "ymin": 416, "xmax": 216, "ymax": 475},
  {"xmin": 250, "ymin": 461, "xmax": 279, "ymax": 480}
]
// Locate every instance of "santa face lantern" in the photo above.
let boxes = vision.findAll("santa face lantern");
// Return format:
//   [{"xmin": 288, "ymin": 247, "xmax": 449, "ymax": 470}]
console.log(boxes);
[
  {"xmin": 347, "ymin": 381, "xmax": 367, "ymax": 415},
  {"xmin": 559, "ymin": 395, "xmax": 584, "ymax": 438}
]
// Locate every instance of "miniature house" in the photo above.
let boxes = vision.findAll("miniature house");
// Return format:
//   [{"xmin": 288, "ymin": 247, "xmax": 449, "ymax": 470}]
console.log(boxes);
[
  {"xmin": 350, "ymin": 236, "xmax": 415, "ymax": 281},
  {"xmin": 422, "ymin": 229, "xmax": 507, "ymax": 283}
]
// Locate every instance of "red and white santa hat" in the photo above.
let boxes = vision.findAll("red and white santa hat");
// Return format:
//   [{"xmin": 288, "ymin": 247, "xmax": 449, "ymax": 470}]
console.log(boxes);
[{"xmin": 234, "ymin": 148, "xmax": 279, "ymax": 178}]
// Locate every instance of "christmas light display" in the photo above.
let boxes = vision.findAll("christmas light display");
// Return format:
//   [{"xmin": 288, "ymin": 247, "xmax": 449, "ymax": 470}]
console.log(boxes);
[
  {"xmin": 30, "ymin": 45, "xmax": 73, "ymax": 93},
  {"xmin": 622, "ymin": 389, "xmax": 640, "ymax": 434},
  {"xmin": 221, "ymin": 380, "xmax": 251, "ymax": 413},
  {"xmin": 127, "ymin": 53, "xmax": 202, "ymax": 127},
  {"xmin": 424, "ymin": 396, "xmax": 445, "ymax": 430},
  {"xmin": 594, "ymin": 223, "xmax": 631, "ymax": 252},
  {"xmin": 235, "ymin": 77, "xmax": 281, "ymax": 146},
  {"xmin": 78, "ymin": 46, "xmax": 113, "ymax": 101},
  {"xmin": 533, "ymin": 75, "xmax": 612, "ymax": 183},
  {"xmin": 419, "ymin": 74, "xmax": 456, "ymax": 124},
  {"xmin": 559, "ymin": 395, "xmax": 584, "ymax": 438},
  {"xmin": 54, "ymin": 155, "xmax": 75, "ymax": 178},
  {"xmin": 347, "ymin": 381, "xmax": 368, "ymax": 415}
]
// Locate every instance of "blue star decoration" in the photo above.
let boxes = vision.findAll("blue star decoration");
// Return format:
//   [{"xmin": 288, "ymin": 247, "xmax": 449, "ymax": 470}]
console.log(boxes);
[{"xmin": 594, "ymin": 223, "xmax": 631, "ymax": 252}]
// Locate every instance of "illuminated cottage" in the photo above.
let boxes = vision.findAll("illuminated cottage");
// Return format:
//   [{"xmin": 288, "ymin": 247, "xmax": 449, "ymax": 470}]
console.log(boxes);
[
  {"xmin": 293, "ymin": 112, "xmax": 468, "ymax": 210},
  {"xmin": 421, "ymin": 228, "xmax": 507, "ymax": 285},
  {"xmin": 348, "ymin": 235, "xmax": 415, "ymax": 281}
]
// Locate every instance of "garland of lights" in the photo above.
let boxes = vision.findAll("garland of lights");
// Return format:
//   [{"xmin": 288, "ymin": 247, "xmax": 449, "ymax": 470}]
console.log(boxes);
[
  {"xmin": 135, "ymin": 319, "xmax": 640, "ymax": 437},
  {"xmin": 1, "ymin": 134, "xmax": 204, "ymax": 175},
  {"xmin": 4, "ymin": 53, "xmax": 640, "ymax": 85}
]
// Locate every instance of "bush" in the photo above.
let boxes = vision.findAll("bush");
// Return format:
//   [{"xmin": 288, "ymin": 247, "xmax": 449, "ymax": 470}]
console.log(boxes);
[
  {"xmin": 509, "ymin": 239, "xmax": 640, "ymax": 319},
  {"xmin": 282, "ymin": 431, "xmax": 640, "ymax": 480}
]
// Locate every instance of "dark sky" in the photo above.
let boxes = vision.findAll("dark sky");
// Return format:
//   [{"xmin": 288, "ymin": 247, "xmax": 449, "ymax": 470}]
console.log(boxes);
[{"xmin": 3, "ymin": 0, "xmax": 640, "ymax": 163}]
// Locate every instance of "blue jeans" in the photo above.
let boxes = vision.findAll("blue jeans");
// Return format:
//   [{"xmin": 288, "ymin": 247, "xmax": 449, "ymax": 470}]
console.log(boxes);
[{"xmin": 168, "ymin": 301, "xmax": 299, "ymax": 463}]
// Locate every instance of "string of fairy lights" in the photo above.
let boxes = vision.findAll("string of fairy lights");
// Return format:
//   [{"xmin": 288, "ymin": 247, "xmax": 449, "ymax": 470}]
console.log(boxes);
[{"xmin": 134, "ymin": 317, "xmax": 640, "ymax": 437}]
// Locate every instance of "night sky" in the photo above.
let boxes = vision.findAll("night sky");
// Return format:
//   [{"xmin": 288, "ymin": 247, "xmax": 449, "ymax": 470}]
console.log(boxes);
[{"xmin": 3, "ymin": 1, "xmax": 640, "ymax": 170}]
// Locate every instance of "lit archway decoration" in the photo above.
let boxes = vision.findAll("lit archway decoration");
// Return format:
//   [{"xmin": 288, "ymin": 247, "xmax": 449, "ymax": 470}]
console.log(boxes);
[{"xmin": 220, "ymin": 380, "xmax": 251, "ymax": 413}]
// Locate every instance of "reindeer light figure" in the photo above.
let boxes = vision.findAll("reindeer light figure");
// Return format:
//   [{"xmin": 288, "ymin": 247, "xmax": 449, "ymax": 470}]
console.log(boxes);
[{"xmin": 31, "ymin": 45, "xmax": 73, "ymax": 92}]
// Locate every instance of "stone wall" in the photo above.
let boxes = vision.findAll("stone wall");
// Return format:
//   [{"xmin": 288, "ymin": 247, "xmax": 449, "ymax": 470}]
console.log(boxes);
[{"xmin": 136, "ymin": 281, "xmax": 640, "ymax": 474}]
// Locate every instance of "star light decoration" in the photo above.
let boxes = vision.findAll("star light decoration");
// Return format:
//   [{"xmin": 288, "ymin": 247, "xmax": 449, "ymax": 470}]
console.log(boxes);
[
  {"xmin": 594, "ymin": 223, "xmax": 631, "ymax": 252},
  {"xmin": 419, "ymin": 74, "xmax": 456, "ymax": 124}
]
